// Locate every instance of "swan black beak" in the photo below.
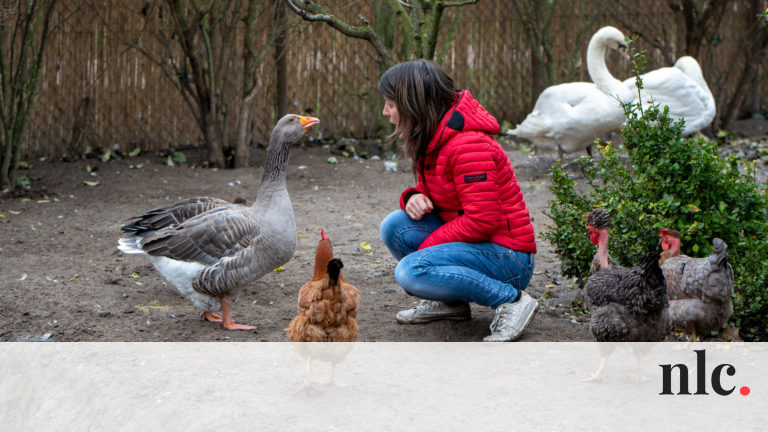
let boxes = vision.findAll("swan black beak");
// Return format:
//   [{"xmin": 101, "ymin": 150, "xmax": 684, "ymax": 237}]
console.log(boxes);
[{"xmin": 618, "ymin": 45, "xmax": 630, "ymax": 62}]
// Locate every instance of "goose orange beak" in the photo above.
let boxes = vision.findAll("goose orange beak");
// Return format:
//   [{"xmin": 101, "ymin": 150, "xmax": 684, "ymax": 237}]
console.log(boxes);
[{"xmin": 298, "ymin": 115, "xmax": 320, "ymax": 130}]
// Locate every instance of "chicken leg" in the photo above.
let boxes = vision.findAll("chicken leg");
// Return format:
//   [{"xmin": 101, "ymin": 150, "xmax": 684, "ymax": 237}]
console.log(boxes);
[{"xmin": 582, "ymin": 355, "xmax": 609, "ymax": 382}]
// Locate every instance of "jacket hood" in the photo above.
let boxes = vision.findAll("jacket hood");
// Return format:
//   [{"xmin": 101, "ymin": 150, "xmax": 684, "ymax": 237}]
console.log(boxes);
[{"xmin": 426, "ymin": 90, "xmax": 500, "ymax": 154}]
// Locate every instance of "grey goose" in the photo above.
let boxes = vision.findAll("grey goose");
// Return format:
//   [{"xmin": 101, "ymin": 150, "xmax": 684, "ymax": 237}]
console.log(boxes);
[{"xmin": 118, "ymin": 114, "xmax": 319, "ymax": 330}]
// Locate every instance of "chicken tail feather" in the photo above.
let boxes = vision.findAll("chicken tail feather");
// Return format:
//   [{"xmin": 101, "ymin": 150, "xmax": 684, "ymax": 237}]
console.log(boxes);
[{"xmin": 327, "ymin": 258, "xmax": 344, "ymax": 284}]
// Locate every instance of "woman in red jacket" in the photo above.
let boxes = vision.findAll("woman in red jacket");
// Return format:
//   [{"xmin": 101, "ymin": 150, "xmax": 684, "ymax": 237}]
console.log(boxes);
[{"xmin": 378, "ymin": 60, "xmax": 538, "ymax": 342}]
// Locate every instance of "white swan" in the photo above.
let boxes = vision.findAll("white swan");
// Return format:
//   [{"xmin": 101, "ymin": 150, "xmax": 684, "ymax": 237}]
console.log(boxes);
[
  {"xmin": 508, "ymin": 26, "xmax": 632, "ymax": 157},
  {"xmin": 622, "ymin": 56, "xmax": 715, "ymax": 135}
]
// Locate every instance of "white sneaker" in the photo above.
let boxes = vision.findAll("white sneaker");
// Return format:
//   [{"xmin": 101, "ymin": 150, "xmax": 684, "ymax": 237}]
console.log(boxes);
[
  {"xmin": 395, "ymin": 300, "xmax": 471, "ymax": 324},
  {"xmin": 483, "ymin": 292, "xmax": 539, "ymax": 342}
]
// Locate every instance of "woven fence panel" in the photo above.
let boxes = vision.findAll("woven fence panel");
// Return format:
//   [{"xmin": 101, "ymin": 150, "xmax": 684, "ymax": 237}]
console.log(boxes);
[{"xmin": 19, "ymin": 0, "xmax": 768, "ymax": 160}]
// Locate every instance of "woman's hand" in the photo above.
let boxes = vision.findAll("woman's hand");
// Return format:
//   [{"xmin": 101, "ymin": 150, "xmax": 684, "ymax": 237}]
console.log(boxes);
[{"xmin": 405, "ymin": 193, "xmax": 434, "ymax": 220}]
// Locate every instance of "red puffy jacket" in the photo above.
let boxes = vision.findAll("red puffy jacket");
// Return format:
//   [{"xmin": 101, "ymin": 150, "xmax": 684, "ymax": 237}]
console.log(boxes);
[{"xmin": 399, "ymin": 90, "xmax": 537, "ymax": 253}]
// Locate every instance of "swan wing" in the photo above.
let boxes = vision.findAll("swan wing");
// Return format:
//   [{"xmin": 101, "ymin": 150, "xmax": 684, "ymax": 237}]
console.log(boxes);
[
  {"xmin": 511, "ymin": 82, "xmax": 625, "ymax": 152},
  {"xmin": 624, "ymin": 67, "xmax": 715, "ymax": 134}
]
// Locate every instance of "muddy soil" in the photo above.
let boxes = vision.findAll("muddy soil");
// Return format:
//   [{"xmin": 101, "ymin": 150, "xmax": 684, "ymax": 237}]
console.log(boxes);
[{"xmin": 1, "ymin": 120, "xmax": 765, "ymax": 342}]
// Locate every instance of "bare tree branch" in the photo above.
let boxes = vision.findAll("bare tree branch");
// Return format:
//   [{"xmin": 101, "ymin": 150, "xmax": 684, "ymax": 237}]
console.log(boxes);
[
  {"xmin": 439, "ymin": 0, "xmax": 479, "ymax": 8},
  {"xmin": 284, "ymin": 0, "xmax": 394, "ymax": 66}
]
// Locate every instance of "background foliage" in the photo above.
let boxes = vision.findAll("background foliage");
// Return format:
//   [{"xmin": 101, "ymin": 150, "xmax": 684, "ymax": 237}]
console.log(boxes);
[{"xmin": 544, "ymin": 57, "xmax": 768, "ymax": 340}]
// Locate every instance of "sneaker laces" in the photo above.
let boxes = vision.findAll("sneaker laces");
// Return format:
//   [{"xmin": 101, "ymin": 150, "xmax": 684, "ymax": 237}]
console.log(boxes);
[
  {"xmin": 415, "ymin": 300, "xmax": 442, "ymax": 312},
  {"xmin": 489, "ymin": 304, "xmax": 515, "ymax": 333}
]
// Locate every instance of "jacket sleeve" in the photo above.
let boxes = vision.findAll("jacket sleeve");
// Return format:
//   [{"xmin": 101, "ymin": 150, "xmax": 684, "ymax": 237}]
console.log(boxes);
[
  {"xmin": 418, "ymin": 140, "xmax": 504, "ymax": 249},
  {"xmin": 399, "ymin": 186, "xmax": 423, "ymax": 210}
]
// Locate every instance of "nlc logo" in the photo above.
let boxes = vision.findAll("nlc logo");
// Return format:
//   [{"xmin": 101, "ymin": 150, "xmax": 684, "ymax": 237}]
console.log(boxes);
[{"xmin": 660, "ymin": 349, "xmax": 751, "ymax": 396}]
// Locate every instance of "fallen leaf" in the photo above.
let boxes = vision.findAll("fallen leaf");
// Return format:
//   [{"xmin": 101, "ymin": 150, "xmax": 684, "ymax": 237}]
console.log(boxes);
[
  {"xmin": 297, "ymin": 235, "xmax": 307, "ymax": 239},
  {"xmin": 129, "ymin": 272, "xmax": 140, "ymax": 278},
  {"xmin": 273, "ymin": 266, "xmax": 285, "ymax": 272},
  {"xmin": 83, "ymin": 181, "xmax": 100, "ymax": 187},
  {"xmin": 37, "ymin": 200, "xmax": 50, "ymax": 204},
  {"xmin": 360, "ymin": 241, "xmax": 372, "ymax": 252},
  {"xmin": 30, "ymin": 224, "xmax": 36, "ymax": 231},
  {"xmin": 46, "ymin": 277, "xmax": 58, "ymax": 283},
  {"xmin": 0, "ymin": 213, "xmax": 6, "ymax": 218},
  {"xmin": 9, "ymin": 210, "xmax": 21, "ymax": 215},
  {"xmin": 21, "ymin": 198, "xmax": 31, "ymax": 203},
  {"xmin": 128, "ymin": 147, "xmax": 141, "ymax": 157},
  {"xmin": 172, "ymin": 152, "xmax": 187, "ymax": 164},
  {"xmin": 373, "ymin": 259, "xmax": 381, "ymax": 264},
  {"xmin": 68, "ymin": 273, "xmax": 79, "ymax": 282},
  {"xmin": 327, "ymin": 156, "xmax": 338, "ymax": 164}
]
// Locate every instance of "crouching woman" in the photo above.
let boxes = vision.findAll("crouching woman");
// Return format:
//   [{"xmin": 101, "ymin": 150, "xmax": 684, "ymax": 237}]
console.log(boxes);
[{"xmin": 378, "ymin": 60, "xmax": 538, "ymax": 342}]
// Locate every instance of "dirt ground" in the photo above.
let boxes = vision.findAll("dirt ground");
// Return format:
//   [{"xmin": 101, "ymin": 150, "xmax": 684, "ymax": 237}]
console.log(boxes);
[{"xmin": 1, "ymin": 120, "xmax": 766, "ymax": 342}]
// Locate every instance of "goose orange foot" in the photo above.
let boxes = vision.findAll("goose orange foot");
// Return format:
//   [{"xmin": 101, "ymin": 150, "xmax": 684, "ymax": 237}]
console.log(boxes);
[
  {"xmin": 201, "ymin": 298, "xmax": 257, "ymax": 331},
  {"xmin": 201, "ymin": 311, "xmax": 223, "ymax": 323}
]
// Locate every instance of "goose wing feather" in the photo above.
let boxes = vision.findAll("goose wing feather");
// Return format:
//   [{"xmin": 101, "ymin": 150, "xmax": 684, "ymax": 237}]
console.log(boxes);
[
  {"xmin": 121, "ymin": 197, "xmax": 235, "ymax": 234},
  {"xmin": 140, "ymin": 206, "xmax": 260, "ymax": 265}
]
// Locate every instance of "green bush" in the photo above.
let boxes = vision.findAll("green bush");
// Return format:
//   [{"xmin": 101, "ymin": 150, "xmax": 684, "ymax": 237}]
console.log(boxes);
[{"xmin": 543, "ymin": 71, "xmax": 768, "ymax": 341}]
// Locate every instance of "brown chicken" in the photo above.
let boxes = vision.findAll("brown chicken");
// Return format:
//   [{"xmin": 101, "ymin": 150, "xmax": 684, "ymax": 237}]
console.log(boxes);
[
  {"xmin": 286, "ymin": 229, "xmax": 360, "ymax": 342},
  {"xmin": 659, "ymin": 229, "xmax": 734, "ymax": 341},
  {"xmin": 286, "ymin": 229, "xmax": 360, "ymax": 391}
]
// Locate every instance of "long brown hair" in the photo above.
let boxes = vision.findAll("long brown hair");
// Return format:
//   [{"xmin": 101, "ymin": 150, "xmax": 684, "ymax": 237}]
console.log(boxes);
[{"xmin": 378, "ymin": 60, "xmax": 456, "ymax": 176}]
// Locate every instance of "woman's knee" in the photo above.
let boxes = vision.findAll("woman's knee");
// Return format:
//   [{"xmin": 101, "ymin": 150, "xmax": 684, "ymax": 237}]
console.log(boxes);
[
  {"xmin": 394, "ymin": 257, "xmax": 423, "ymax": 296},
  {"xmin": 380, "ymin": 210, "xmax": 409, "ymax": 244}
]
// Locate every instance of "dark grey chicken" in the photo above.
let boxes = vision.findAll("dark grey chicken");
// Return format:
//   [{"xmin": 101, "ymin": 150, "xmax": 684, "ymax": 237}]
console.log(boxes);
[{"xmin": 584, "ymin": 251, "xmax": 671, "ymax": 380}]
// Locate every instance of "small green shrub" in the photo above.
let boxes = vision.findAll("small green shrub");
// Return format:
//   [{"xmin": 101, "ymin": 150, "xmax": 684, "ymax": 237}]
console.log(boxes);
[{"xmin": 543, "ymin": 54, "xmax": 768, "ymax": 341}]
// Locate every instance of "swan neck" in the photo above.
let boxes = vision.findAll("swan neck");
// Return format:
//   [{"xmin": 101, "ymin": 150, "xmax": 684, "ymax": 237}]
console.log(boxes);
[{"xmin": 587, "ymin": 35, "xmax": 623, "ymax": 97}]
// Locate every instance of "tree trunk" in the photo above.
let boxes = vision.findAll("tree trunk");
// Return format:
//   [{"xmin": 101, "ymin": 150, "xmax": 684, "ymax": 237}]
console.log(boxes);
[
  {"xmin": 0, "ymin": 0, "xmax": 57, "ymax": 190},
  {"xmin": 236, "ymin": 87, "xmax": 259, "ymax": 168},
  {"xmin": 719, "ymin": 0, "xmax": 768, "ymax": 129},
  {"xmin": 275, "ymin": 0, "xmax": 288, "ymax": 118},
  {"xmin": 204, "ymin": 110, "xmax": 225, "ymax": 168}
]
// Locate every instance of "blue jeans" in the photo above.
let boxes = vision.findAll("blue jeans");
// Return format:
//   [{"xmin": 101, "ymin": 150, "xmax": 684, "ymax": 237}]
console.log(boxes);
[{"xmin": 380, "ymin": 210, "xmax": 535, "ymax": 309}]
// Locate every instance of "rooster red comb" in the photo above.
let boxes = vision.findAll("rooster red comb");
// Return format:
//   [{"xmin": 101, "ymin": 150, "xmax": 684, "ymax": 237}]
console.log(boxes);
[
  {"xmin": 321, "ymin": 228, "xmax": 328, "ymax": 240},
  {"xmin": 660, "ymin": 228, "xmax": 669, "ymax": 238}
]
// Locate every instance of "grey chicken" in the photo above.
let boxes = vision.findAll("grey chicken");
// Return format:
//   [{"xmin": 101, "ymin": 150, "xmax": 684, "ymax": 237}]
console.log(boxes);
[
  {"xmin": 583, "ymin": 211, "xmax": 671, "ymax": 380},
  {"xmin": 585, "ymin": 251, "xmax": 670, "ymax": 343},
  {"xmin": 659, "ymin": 229, "xmax": 734, "ymax": 341},
  {"xmin": 584, "ymin": 251, "xmax": 671, "ymax": 381}
]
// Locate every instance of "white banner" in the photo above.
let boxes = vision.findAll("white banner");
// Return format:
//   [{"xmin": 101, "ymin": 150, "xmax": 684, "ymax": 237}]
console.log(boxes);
[{"xmin": 1, "ymin": 342, "xmax": 765, "ymax": 431}]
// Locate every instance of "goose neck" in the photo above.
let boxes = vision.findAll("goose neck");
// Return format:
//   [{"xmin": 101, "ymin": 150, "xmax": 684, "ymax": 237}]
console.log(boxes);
[{"xmin": 260, "ymin": 137, "xmax": 292, "ymax": 186}]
